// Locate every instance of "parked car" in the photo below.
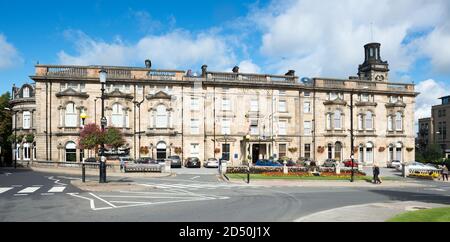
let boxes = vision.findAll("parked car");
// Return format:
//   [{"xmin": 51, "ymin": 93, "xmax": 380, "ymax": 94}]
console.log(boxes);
[
  {"xmin": 276, "ymin": 159, "xmax": 298, "ymax": 166},
  {"xmin": 398, "ymin": 161, "xmax": 440, "ymax": 172},
  {"xmin": 387, "ymin": 160, "xmax": 401, "ymax": 168},
  {"xmin": 255, "ymin": 159, "xmax": 282, "ymax": 167},
  {"xmin": 168, "ymin": 155, "xmax": 182, "ymax": 168},
  {"xmin": 84, "ymin": 157, "xmax": 97, "ymax": 163},
  {"xmin": 204, "ymin": 158, "xmax": 219, "ymax": 168},
  {"xmin": 343, "ymin": 159, "xmax": 359, "ymax": 167},
  {"xmin": 322, "ymin": 159, "xmax": 337, "ymax": 167},
  {"xmin": 185, "ymin": 157, "xmax": 201, "ymax": 168},
  {"xmin": 119, "ymin": 157, "xmax": 133, "ymax": 171},
  {"xmin": 156, "ymin": 159, "xmax": 166, "ymax": 165}
]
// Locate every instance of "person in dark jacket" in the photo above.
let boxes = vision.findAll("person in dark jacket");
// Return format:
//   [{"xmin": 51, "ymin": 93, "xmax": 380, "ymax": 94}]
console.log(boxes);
[{"xmin": 373, "ymin": 165, "xmax": 382, "ymax": 184}]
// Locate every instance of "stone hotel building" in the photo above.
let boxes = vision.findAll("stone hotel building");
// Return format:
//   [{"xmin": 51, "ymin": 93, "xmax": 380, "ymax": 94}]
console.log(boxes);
[{"xmin": 11, "ymin": 43, "xmax": 418, "ymax": 166}]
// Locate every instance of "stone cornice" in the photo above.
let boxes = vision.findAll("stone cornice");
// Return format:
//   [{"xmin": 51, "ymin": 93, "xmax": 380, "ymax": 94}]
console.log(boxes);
[{"xmin": 55, "ymin": 88, "xmax": 89, "ymax": 98}]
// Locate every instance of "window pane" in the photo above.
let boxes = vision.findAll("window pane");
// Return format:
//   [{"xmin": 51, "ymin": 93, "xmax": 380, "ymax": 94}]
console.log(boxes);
[
  {"xmin": 304, "ymin": 101, "xmax": 311, "ymax": 113},
  {"xmin": 279, "ymin": 144, "xmax": 287, "ymax": 158},
  {"xmin": 279, "ymin": 100, "xmax": 286, "ymax": 112},
  {"xmin": 191, "ymin": 119, "xmax": 199, "ymax": 134},
  {"xmin": 334, "ymin": 111, "xmax": 341, "ymax": 129},
  {"xmin": 279, "ymin": 121, "xmax": 287, "ymax": 135},
  {"xmin": 304, "ymin": 121, "xmax": 311, "ymax": 135},
  {"xmin": 365, "ymin": 112, "xmax": 373, "ymax": 130}
]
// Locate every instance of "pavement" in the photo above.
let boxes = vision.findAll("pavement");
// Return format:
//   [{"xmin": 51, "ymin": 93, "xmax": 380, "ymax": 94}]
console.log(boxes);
[
  {"xmin": 295, "ymin": 201, "xmax": 448, "ymax": 222},
  {"xmin": 1, "ymin": 167, "xmax": 450, "ymax": 222}
]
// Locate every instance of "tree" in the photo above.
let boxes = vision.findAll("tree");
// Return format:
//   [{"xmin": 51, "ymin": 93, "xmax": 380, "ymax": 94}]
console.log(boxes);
[
  {"xmin": 78, "ymin": 123, "xmax": 102, "ymax": 157},
  {"xmin": 423, "ymin": 143, "xmax": 444, "ymax": 162},
  {"xmin": 104, "ymin": 127, "xmax": 125, "ymax": 150},
  {"xmin": 0, "ymin": 92, "xmax": 12, "ymax": 166}
]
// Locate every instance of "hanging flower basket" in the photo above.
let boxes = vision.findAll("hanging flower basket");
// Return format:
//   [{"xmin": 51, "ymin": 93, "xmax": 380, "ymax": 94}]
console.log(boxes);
[
  {"xmin": 378, "ymin": 147, "xmax": 385, "ymax": 152},
  {"xmin": 317, "ymin": 146, "xmax": 324, "ymax": 153},
  {"xmin": 174, "ymin": 147, "xmax": 182, "ymax": 154},
  {"xmin": 353, "ymin": 147, "xmax": 358, "ymax": 153},
  {"xmin": 406, "ymin": 147, "xmax": 414, "ymax": 152},
  {"xmin": 214, "ymin": 148, "xmax": 221, "ymax": 154},
  {"xmin": 288, "ymin": 147, "xmax": 298, "ymax": 153},
  {"xmin": 139, "ymin": 146, "xmax": 149, "ymax": 155}
]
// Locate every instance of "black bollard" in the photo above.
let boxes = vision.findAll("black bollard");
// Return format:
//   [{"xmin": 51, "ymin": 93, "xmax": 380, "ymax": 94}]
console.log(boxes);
[{"xmin": 82, "ymin": 163, "xmax": 85, "ymax": 183}]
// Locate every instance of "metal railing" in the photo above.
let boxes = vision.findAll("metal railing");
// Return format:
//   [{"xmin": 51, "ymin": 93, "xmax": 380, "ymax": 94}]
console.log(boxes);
[{"xmin": 47, "ymin": 66, "xmax": 88, "ymax": 77}]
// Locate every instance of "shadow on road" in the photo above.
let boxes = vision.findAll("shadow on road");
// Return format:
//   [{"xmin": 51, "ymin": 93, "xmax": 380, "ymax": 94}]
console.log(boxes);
[{"xmin": 367, "ymin": 189, "xmax": 450, "ymax": 205}]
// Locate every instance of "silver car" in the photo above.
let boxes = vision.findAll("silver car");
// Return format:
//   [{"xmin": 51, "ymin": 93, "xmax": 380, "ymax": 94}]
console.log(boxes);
[{"xmin": 204, "ymin": 158, "xmax": 219, "ymax": 168}]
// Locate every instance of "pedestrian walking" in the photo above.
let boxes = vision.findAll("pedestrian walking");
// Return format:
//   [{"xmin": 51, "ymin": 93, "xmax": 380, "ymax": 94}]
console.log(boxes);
[
  {"xmin": 373, "ymin": 165, "xmax": 382, "ymax": 184},
  {"xmin": 442, "ymin": 165, "xmax": 449, "ymax": 181}
]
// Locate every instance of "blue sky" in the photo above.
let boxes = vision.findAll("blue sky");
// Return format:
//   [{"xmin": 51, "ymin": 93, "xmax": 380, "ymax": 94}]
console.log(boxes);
[{"xmin": 0, "ymin": 0, "xmax": 449, "ymax": 121}]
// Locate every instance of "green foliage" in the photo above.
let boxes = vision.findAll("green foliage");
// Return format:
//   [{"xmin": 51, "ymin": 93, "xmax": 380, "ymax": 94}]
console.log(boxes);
[
  {"xmin": 422, "ymin": 143, "xmax": 444, "ymax": 162},
  {"xmin": 0, "ymin": 92, "xmax": 12, "ymax": 164},
  {"xmin": 104, "ymin": 127, "xmax": 125, "ymax": 149},
  {"xmin": 78, "ymin": 123, "xmax": 102, "ymax": 150},
  {"xmin": 25, "ymin": 134, "xmax": 34, "ymax": 143}
]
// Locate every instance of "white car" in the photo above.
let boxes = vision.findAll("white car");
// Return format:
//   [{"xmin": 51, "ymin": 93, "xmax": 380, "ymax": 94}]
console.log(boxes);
[
  {"xmin": 204, "ymin": 158, "xmax": 219, "ymax": 168},
  {"xmin": 400, "ymin": 162, "xmax": 440, "ymax": 172},
  {"xmin": 388, "ymin": 160, "xmax": 401, "ymax": 169}
]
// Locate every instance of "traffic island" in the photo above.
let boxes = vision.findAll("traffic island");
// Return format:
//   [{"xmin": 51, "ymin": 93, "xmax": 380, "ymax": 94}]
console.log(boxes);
[{"xmin": 71, "ymin": 180, "xmax": 157, "ymax": 192}]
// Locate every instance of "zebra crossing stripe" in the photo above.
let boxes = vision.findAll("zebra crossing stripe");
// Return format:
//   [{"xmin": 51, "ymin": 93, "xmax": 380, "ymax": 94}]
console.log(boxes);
[
  {"xmin": 18, "ymin": 187, "xmax": 41, "ymax": 193},
  {"xmin": 0, "ymin": 187, "xmax": 13, "ymax": 194},
  {"xmin": 48, "ymin": 186, "xmax": 66, "ymax": 193}
]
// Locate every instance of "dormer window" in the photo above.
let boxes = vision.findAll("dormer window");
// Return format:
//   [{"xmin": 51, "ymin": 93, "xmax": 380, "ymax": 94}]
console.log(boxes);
[
  {"xmin": 23, "ymin": 87, "xmax": 30, "ymax": 98},
  {"xmin": 361, "ymin": 93, "xmax": 369, "ymax": 102},
  {"xmin": 329, "ymin": 92, "xmax": 343, "ymax": 101}
]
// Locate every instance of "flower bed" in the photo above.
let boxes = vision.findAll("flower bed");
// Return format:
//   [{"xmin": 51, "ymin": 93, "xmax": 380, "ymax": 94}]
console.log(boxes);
[
  {"xmin": 226, "ymin": 166, "xmax": 365, "ymax": 175},
  {"xmin": 261, "ymin": 171, "xmax": 366, "ymax": 177},
  {"xmin": 408, "ymin": 173, "xmax": 440, "ymax": 180}
]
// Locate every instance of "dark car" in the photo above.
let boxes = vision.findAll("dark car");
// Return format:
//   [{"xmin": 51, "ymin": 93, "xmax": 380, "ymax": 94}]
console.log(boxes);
[
  {"xmin": 168, "ymin": 155, "xmax": 182, "ymax": 168},
  {"xmin": 343, "ymin": 159, "xmax": 359, "ymax": 167},
  {"xmin": 84, "ymin": 157, "xmax": 97, "ymax": 163},
  {"xmin": 277, "ymin": 159, "xmax": 298, "ymax": 167},
  {"xmin": 322, "ymin": 159, "xmax": 337, "ymax": 167},
  {"xmin": 255, "ymin": 159, "xmax": 282, "ymax": 167},
  {"xmin": 185, "ymin": 157, "xmax": 201, "ymax": 168}
]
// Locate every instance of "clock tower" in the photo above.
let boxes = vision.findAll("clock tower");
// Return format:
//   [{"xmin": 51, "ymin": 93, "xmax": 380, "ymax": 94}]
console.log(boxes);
[{"xmin": 358, "ymin": 43, "xmax": 389, "ymax": 81}]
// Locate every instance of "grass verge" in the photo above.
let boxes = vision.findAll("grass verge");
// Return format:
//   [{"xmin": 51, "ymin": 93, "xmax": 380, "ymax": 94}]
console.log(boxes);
[
  {"xmin": 387, "ymin": 207, "xmax": 450, "ymax": 222},
  {"xmin": 226, "ymin": 173, "xmax": 400, "ymax": 181}
]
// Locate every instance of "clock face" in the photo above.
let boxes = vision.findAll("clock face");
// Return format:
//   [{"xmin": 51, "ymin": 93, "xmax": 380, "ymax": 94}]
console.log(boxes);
[{"xmin": 375, "ymin": 75, "xmax": 384, "ymax": 81}]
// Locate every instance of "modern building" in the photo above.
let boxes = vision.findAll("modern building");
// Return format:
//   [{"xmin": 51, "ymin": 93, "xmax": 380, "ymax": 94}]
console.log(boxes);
[
  {"xmin": 9, "ymin": 83, "xmax": 37, "ymax": 163},
  {"xmin": 14, "ymin": 42, "xmax": 418, "ymax": 166},
  {"xmin": 418, "ymin": 96, "xmax": 450, "ymax": 158}
]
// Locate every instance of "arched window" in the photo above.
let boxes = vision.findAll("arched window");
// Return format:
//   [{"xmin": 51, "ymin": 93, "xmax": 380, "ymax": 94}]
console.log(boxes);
[
  {"xmin": 23, "ymin": 111, "xmax": 31, "ymax": 129},
  {"xmin": 23, "ymin": 87, "xmax": 30, "ymax": 98},
  {"xmin": 65, "ymin": 142, "xmax": 77, "ymax": 162},
  {"xmin": 396, "ymin": 142, "xmax": 403, "ymax": 162},
  {"xmin": 156, "ymin": 105, "xmax": 168, "ymax": 128},
  {"xmin": 326, "ymin": 113, "xmax": 332, "ymax": 130},
  {"xmin": 388, "ymin": 144, "xmax": 394, "ymax": 162},
  {"xmin": 33, "ymin": 141, "xmax": 37, "ymax": 160},
  {"xmin": 23, "ymin": 143, "xmax": 30, "ymax": 160},
  {"xmin": 15, "ymin": 144, "xmax": 20, "ymax": 160},
  {"xmin": 366, "ymin": 142, "xmax": 374, "ymax": 164},
  {"xmin": 112, "ymin": 103, "xmax": 124, "ymax": 128},
  {"xmin": 365, "ymin": 111, "xmax": 373, "ymax": 130},
  {"xmin": 65, "ymin": 103, "xmax": 77, "ymax": 127},
  {"xmin": 156, "ymin": 142, "xmax": 167, "ymax": 159},
  {"xmin": 395, "ymin": 112, "xmax": 403, "ymax": 131},
  {"xmin": 335, "ymin": 142, "xmax": 342, "ymax": 161},
  {"xmin": 358, "ymin": 114, "xmax": 363, "ymax": 130},
  {"xmin": 334, "ymin": 110, "xmax": 342, "ymax": 129},
  {"xmin": 388, "ymin": 116, "xmax": 393, "ymax": 131},
  {"xmin": 359, "ymin": 144, "xmax": 364, "ymax": 163},
  {"xmin": 327, "ymin": 143, "xmax": 333, "ymax": 159}
]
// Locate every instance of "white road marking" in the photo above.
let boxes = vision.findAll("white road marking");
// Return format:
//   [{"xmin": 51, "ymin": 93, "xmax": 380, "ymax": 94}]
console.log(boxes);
[
  {"xmin": 47, "ymin": 176, "xmax": 67, "ymax": 186},
  {"xmin": 18, "ymin": 187, "xmax": 41, "ymax": 194},
  {"xmin": 12, "ymin": 185, "xmax": 23, "ymax": 187},
  {"xmin": 0, "ymin": 187, "xmax": 13, "ymax": 194},
  {"xmin": 48, "ymin": 186, "xmax": 66, "ymax": 193},
  {"xmin": 41, "ymin": 193, "xmax": 54, "ymax": 196},
  {"xmin": 14, "ymin": 194, "xmax": 28, "ymax": 196},
  {"xmin": 190, "ymin": 176, "xmax": 200, "ymax": 180},
  {"xmin": 89, "ymin": 193, "xmax": 117, "ymax": 208}
]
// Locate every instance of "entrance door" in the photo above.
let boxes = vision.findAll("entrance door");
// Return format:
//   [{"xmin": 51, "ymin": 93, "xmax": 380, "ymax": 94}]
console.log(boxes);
[
  {"xmin": 252, "ymin": 144, "xmax": 267, "ymax": 163},
  {"xmin": 222, "ymin": 144, "xmax": 230, "ymax": 161},
  {"xmin": 156, "ymin": 142, "xmax": 167, "ymax": 159}
]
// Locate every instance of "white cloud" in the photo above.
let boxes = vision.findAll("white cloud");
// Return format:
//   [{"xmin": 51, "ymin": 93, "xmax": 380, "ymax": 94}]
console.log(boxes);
[
  {"xmin": 412, "ymin": 24, "xmax": 450, "ymax": 74},
  {"xmin": 0, "ymin": 34, "xmax": 23, "ymax": 69},
  {"xmin": 58, "ymin": 29, "xmax": 238, "ymax": 72},
  {"xmin": 238, "ymin": 60, "xmax": 261, "ymax": 73},
  {"xmin": 248, "ymin": 0, "xmax": 450, "ymax": 78},
  {"xmin": 415, "ymin": 79, "xmax": 447, "ymax": 121}
]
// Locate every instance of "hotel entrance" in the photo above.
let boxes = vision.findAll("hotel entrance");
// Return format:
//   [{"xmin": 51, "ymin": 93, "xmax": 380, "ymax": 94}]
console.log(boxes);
[{"xmin": 251, "ymin": 144, "xmax": 267, "ymax": 163}]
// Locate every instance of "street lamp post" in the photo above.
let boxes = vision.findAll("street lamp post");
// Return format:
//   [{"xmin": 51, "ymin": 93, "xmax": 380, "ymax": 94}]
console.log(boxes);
[
  {"xmin": 245, "ymin": 134, "xmax": 251, "ymax": 184},
  {"xmin": 99, "ymin": 68, "xmax": 108, "ymax": 183},
  {"xmin": 350, "ymin": 90, "xmax": 355, "ymax": 182}
]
